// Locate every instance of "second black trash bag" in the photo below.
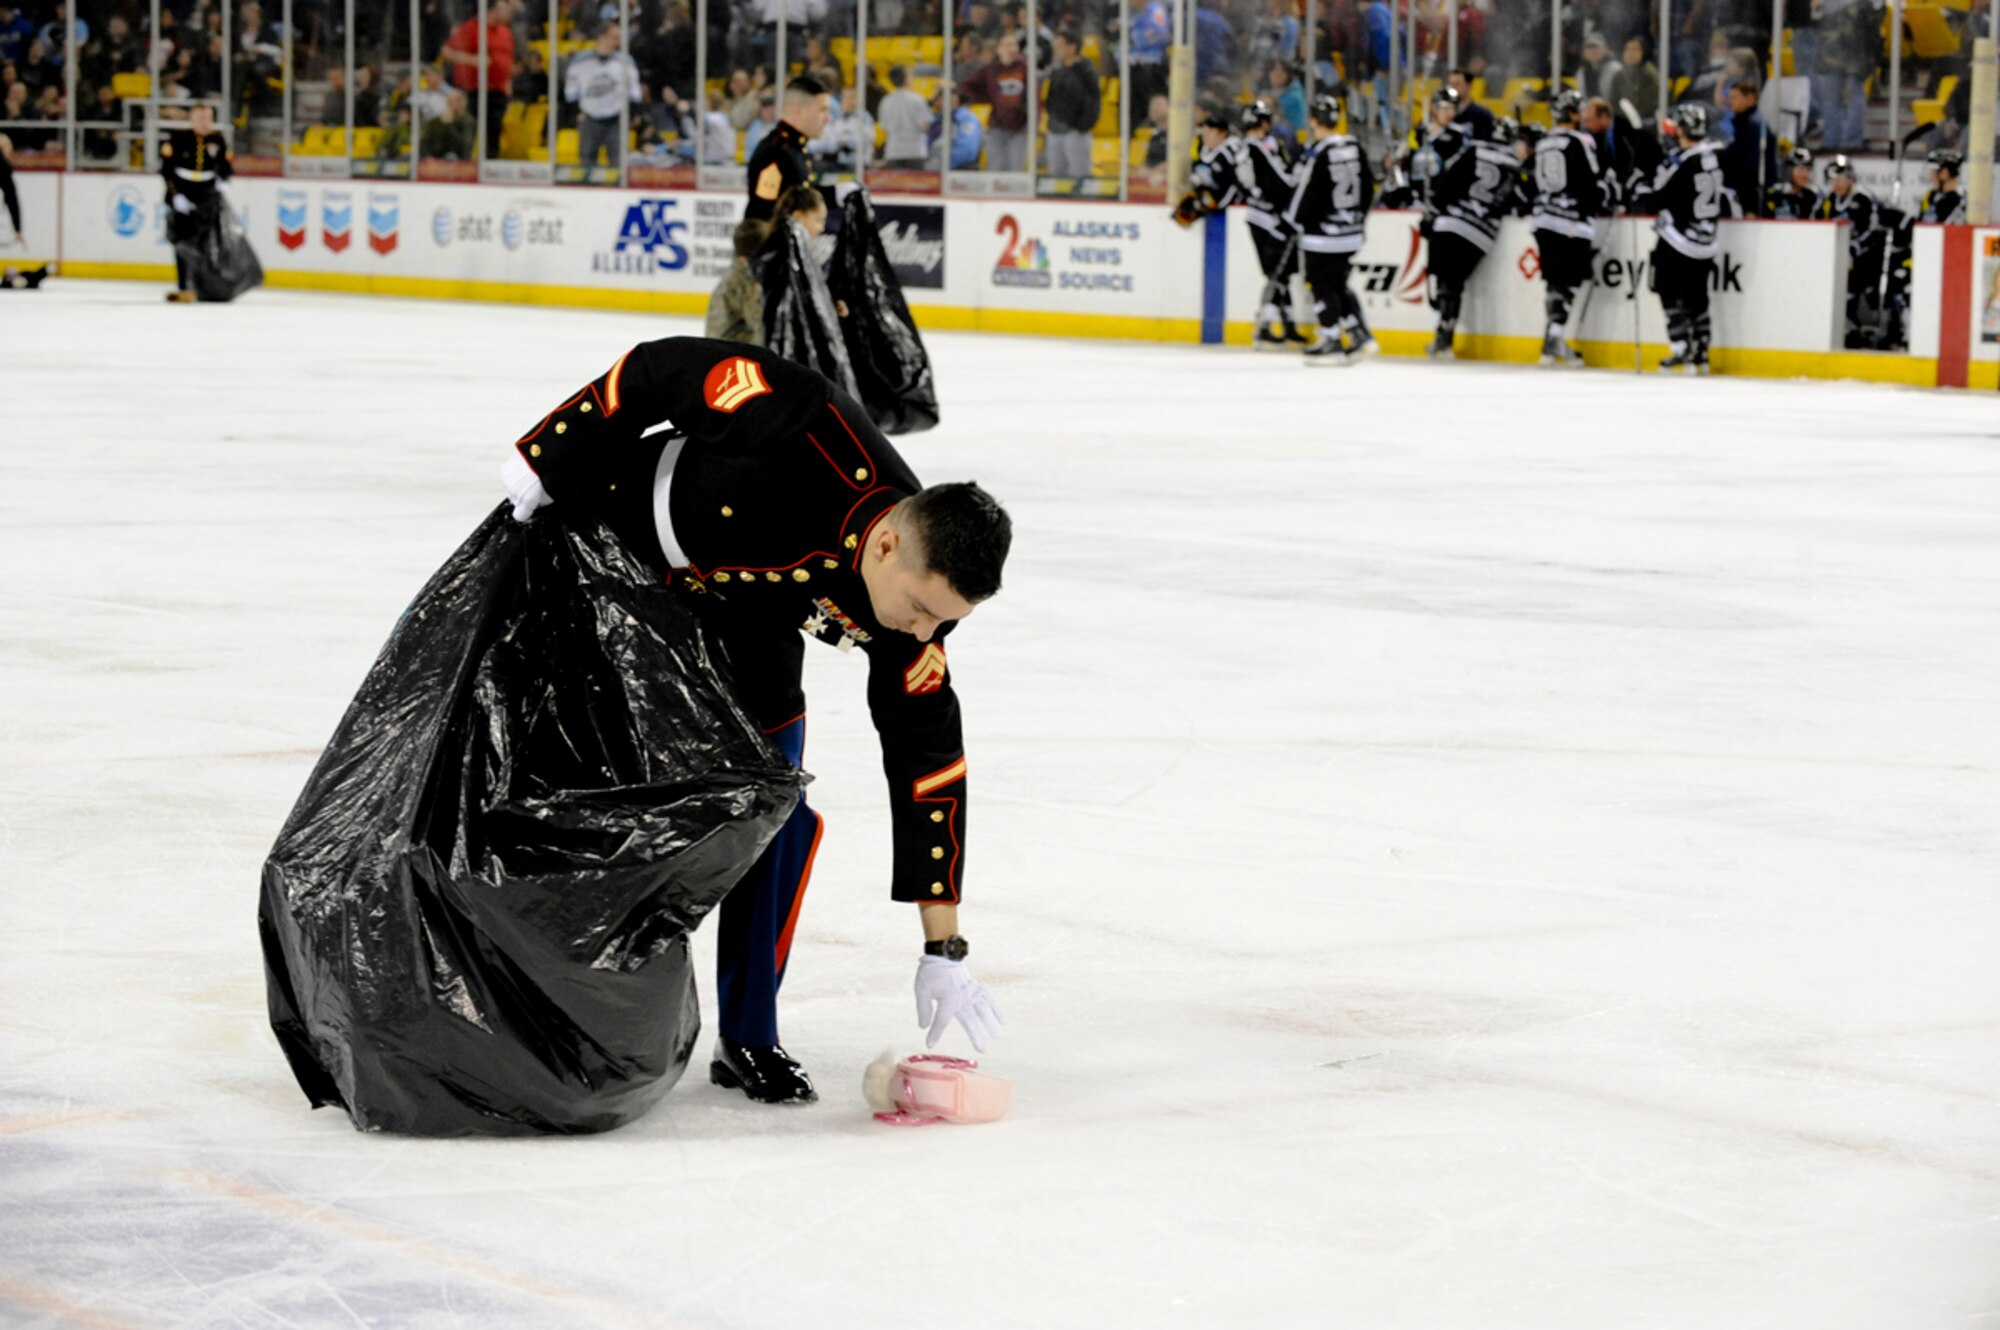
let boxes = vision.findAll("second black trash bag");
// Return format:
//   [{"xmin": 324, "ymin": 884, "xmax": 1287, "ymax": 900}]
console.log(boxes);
[
  {"xmin": 259, "ymin": 508, "xmax": 805, "ymax": 1136},
  {"xmin": 761, "ymin": 214, "xmax": 861, "ymax": 399},
  {"xmin": 177, "ymin": 195, "xmax": 264, "ymax": 303},
  {"xmin": 829, "ymin": 188, "xmax": 939, "ymax": 435}
]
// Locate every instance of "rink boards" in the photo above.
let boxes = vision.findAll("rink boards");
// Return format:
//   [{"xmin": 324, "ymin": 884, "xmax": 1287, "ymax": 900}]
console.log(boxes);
[{"xmin": 15, "ymin": 170, "xmax": 1993, "ymax": 387}]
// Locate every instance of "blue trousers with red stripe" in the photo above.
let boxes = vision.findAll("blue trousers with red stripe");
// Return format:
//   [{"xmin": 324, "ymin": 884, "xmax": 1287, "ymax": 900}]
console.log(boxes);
[{"xmin": 715, "ymin": 716, "xmax": 823, "ymax": 1047}]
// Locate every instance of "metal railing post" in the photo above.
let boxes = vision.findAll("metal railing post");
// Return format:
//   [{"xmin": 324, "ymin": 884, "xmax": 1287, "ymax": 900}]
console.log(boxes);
[
  {"xmin": 345, "ymin": 0, "xmax": 356, "ymax": 164},
  {"xmin": 620, "ymin": 0, "xmax": 632, "ymax": 185},
  {"xmin": 1117, "ymin": 0, "xmax": 1129, "ymax": 199},
  {"xmin": 693, "ymin": 0, "xmax": 706, "ymax": 167},
  {"xmin": 282, "ymin": 0, "xmax": 293, "ymax": 164}
]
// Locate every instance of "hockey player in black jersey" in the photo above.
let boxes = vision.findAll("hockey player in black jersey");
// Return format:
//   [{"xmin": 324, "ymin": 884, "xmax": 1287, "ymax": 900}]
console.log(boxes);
[
  {"xmin": 1236, "ymin": 100, "xmax": 1308, "ymax": 347},
  {"xmin": 1765, "ymin": 147, "xmax": 1818, "ymax": 218},
  {"xmin": 1531, "ymin": 90, "xmax": 1612, "ymax": 366},
  {"xmin": 1505, "ymin": 120, "xmax": 1540, "ymax": 215},
  {"xmin": 1882, "ymin": 148, "xmax": 1967, "ymax": 348},
  {"xmin": 1424, "ymin": 119, "xmax": 1520, "ymax": 357},
  {"xmin": 1917, "ymin": 147, "xmax": 1967, "ymax": 225},
  {"xmin": 1172, "ymin": 108, "xmax": 1242, "ymax": 227},
  {"xmin": 1173, "ymin": 106, "xmax": 1310, "ymax": 348},
  {"xmin": 1634, "ymin": 103, "xmax": 1728, "ymax": 374},
  {"xmin": 1813, "ymin": 155, "xmax": 1887, "ymax": 347},
  {"xmin": 1382, "ymin": 86, "xmax": 1468, "ymax": 211},
  {"xmin": 1286, "ymin": 92, "xmax": 1378, "ymax": 365}
]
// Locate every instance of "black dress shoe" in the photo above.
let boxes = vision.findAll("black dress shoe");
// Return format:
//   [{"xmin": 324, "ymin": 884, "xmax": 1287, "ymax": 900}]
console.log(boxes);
[{"xmin": 710, "ymin": 1036, "xmax": 818, "ymax": 1104}]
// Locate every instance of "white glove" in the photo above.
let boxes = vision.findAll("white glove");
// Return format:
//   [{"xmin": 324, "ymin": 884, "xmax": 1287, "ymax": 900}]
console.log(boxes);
[
  {"xmin": 915, "ymin": 955, "xmax": 1006, "ymax": 1053},
  {"xmin": 171, "ymin": 194, "xmax": 193, "ymax": 214},
  {"xmin": 499, "ymin": 448, "xmax": 551, "ymax": 522}
]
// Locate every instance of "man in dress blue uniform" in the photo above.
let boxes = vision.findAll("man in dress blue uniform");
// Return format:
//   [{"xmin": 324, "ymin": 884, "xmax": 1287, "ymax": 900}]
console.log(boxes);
[{"xmin": 501, "ymin": 338, "xmax": 1010, "ymax": 1103}]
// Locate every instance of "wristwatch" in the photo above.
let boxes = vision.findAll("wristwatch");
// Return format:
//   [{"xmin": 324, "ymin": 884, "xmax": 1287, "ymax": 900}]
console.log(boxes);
[{"xmin": 923, "ymin": 935, "xmax": 970, "ymax": 961}]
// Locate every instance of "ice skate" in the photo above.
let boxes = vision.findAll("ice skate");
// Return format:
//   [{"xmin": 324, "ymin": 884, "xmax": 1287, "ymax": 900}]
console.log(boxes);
[{"xmin": 1302, "ymin": 331, "xmax": 1348, "ymax": 365}]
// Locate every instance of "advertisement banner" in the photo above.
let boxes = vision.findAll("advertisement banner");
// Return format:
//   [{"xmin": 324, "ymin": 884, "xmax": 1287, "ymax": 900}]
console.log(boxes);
[
  {"xmin": 1225, "ymin": 209, "xmax": 1846, "ymax": 353},
  {"xmin": 874, "ymin": 203, "xmax": 946, "ymax": 291}
]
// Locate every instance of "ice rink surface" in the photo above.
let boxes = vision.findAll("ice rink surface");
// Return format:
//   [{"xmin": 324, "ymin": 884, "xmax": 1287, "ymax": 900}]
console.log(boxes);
[{"xmin": 3, "ymin": 280, "xmax": 1998, "ymax": 1330}]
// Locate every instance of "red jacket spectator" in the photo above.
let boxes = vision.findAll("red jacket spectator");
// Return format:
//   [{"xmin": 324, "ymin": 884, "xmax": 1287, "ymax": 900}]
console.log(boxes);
[
  {"xmin": 958, "ymin": 46, "xmax": 1028, "ymax": 133},
  {"xmin": 444, "ymin": 3, "xmax": 515, "ymax": 93}
]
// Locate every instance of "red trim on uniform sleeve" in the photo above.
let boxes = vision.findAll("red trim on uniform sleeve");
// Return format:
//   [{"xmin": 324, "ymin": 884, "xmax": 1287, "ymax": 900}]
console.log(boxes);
[
  {"xmin": 603, "ymin": 350, "xmax": 632, "ymax": 416},
  {"xmin": 914, "ymin": 793, "xmax": 963, "ymax": 903}
]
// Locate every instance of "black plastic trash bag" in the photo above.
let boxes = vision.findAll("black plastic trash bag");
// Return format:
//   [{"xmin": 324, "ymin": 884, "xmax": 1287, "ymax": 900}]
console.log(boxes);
[
  {"xmin": 259, "ymin": 508, "xmax": 805, "ymax": 1136},
  {"xmin": 760, "ymin": 214, "xmax": 860, "ymax": 399},
  {"xmin": 830, "ymin": 188, "xmax": 939, "ymax": 435},
  {"xmin": 174, "ymin": 195, "xmax": 263, "ymax": 303}
]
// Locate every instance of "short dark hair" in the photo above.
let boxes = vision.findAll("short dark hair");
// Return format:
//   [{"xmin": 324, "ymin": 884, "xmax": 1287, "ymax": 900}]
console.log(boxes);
[
  {"xmin": 903, "ymin": 483, "xmax": 1011, "ymax": 603},
  {"xmin": 786, "ymin": 74, "xmax": 827, "ymax": 99},
  {"xmin": 890, "ymin": 63, "xmax": 908, "ymax": 87},
  {"xmin": 732, "ymin": 217, "xmax": 769, "ymax": 257}
]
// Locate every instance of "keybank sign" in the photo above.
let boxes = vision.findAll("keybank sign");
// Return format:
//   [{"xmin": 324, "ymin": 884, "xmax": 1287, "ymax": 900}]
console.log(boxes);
[{"xmin": 597, "ymin": 197, "xmax": 689, "ymax": 273}]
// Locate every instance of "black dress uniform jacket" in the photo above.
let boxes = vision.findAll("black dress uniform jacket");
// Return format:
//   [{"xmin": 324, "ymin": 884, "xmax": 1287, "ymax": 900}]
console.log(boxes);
[
  {"xmin": 160, "ymin": 127, "xmax": 233, "ymax": 205},
  {"xmin": 744, "ymin": 120, "xmax": 813, "ymax": 222},
  {"xmin": 512, "ymin": 338, "xmax": 970, "ymax": 906}
]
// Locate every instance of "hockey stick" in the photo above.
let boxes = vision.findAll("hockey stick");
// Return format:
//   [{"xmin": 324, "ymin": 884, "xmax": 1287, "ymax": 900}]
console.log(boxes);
[
  {"xmin": 1630, "ymin": 214, "xmax": 1643, "ymax": 373},
  {"xmin": 1257, "ymin": 228, "xmax": 1301, "ymax": 328}
]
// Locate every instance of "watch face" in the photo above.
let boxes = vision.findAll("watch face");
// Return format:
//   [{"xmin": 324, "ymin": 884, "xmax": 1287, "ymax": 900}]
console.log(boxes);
[{"xmin": 943, "ymin": 935, "xmax": 969, "ymax": 961}]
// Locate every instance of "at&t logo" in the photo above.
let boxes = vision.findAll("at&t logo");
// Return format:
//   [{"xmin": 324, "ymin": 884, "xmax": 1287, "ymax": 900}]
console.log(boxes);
[
  {"xmin": 431, "ymin": 207, "xmax": 454, "ymax": 247},
  {"xmin": 596, "ymin": 198, "xmax": 688, "ymax": 274}
]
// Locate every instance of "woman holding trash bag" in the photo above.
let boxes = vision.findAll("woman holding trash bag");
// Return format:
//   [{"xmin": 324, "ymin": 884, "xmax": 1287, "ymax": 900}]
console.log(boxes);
[
  {"xmin": 500, "ymin": 339, "xmax": 1010, "ymax": 1106},
  {"xmin": 160, "ymin": 103, "xmax": 233, "ymax": 304}
]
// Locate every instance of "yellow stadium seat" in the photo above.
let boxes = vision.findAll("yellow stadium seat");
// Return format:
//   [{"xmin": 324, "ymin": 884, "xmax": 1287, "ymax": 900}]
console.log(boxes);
[
  {"xmin": 111, "ymin": 71, "xmax": 151, "ymax": 99},
  {"xmin": 1091, "ymin": 137, "xmax": 1119, "ymax": 170},
  {"xmin": 354, "ymin": 127, "xmax": 383, "ymax": 156},
  {"xmin": 1500, "ymin": 77, "xmax": 1544, "ymax": 110},
  {"xmin": 831, "ymin": 36, "xmax": 854, "ymax": 66},
  {"xmin": 915, "ymin": 37, "xmax": 943, "ymax": 63},
  {"xmin": 1129, "ymin": 127, "xmax": 1152, "ymax": 164},
  {"xmin": 1094, "ymin": 76, "xmax": 1120, "ymax": 134},
  {"xmin": 556, "ymin": 127, "xmax": 580, "ymax": 164},
  {"xmin": 1901, "ymin": 2, "xmax": 1960, "ymax": 58}
]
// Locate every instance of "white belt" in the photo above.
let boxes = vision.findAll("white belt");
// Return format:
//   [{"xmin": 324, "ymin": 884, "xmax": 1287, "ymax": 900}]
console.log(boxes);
[{"xmin": 651, "ymin": 434, "xmax": 690, "ymax": 569}]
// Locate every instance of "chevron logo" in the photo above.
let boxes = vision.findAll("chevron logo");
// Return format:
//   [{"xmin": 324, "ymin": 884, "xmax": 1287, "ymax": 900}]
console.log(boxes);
[
  {"xmin": 323, "ymin": 191, "xmax": 352, "ymax": 254},
  {"xmin": 903, "ymin": 643, "xmax": 948, "ymax": 696},
  {"xmin": 366, "ymin": 193, "xmax": 398, "ymax": 256},
  {"xmin": 702, "ymin": 356, "xmax": 771, "ymax": 414},
  {"xmin": 276, "ymin": 189, "xmax": 306, "ymax": 250}
]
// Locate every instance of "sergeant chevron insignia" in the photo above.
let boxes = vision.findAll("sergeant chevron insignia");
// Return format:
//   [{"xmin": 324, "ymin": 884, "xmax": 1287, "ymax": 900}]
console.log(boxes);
[
  {"xmin": 903, "ymin": 644, "xmax": 948, "ymax": 696},
  {"xmin": 704, "ymin": 357, "xmax": 772, "ymax": 414}
]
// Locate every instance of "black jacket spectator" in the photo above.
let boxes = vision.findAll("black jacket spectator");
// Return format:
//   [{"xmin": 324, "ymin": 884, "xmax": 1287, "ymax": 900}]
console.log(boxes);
[{"xmin": 1044, "ymin": 51, "xmax": 1099, "ymax": 134}]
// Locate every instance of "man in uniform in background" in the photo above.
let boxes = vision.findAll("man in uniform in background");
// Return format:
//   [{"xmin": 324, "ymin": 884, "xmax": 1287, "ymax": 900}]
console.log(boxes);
[
  {"xmin": 500, "ymin": 338, "xmax": 1010, "ymax": 1104},
  {"xmin": 745, "ymin": 76, "xmax": 830, "ymax": 223},
  {"xmin": 1635, "ymin": 103, "xmax": 1727, "ymax": 375},
  {"xmin": 159, "ymin": 102, "xmax": 231, "ymax": 303},
  {"xmin": 1288, "ymin": 91, "xmax": 1377, "ymax": 365},
  {"xmin": 1813, "ymin": 155, "xmax": 1886, "ymax": 348},
  {"xmin": 1424, "ymin": 118, "xmax": 1518, "ymax": 359},
  {"xmin": 1530, "ymin": 90, "xmax": 1611, "ymax": 367},
  {"xmin": 1765, "ymin": 147, "xmax": 1818, "ymax": 218}
]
